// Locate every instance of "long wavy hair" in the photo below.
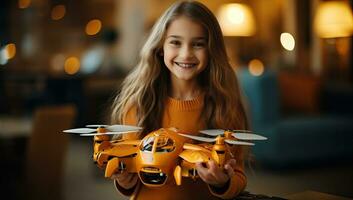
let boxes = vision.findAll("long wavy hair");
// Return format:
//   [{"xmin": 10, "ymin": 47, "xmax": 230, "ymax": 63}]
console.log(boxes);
[{"xmin": 111, "ymin": 1, "xmax": 248, "ymax": 137}]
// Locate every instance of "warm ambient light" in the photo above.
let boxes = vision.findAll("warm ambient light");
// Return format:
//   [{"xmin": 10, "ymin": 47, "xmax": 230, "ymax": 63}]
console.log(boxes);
[
  {"xmin": 4, "ymin": 43, "xmax": 16, "ymax": 60},
  {"xmin": 18, "ymin": 0, "xmax": 31, "ymax": 9},
  {"xmin": 0, "ymin": 48, "xmax": 7, "ymax": 65},
  {"xmin": 248, "ymin": 59, "xmax": 264, "ymax": 76},
  {"xmin": 280, "ymin": 32, "xmax": 295, "ymax": 51},
  {"xmin": 51, "ymin": 54, "xmax": 66, "ymax": 72},
  {"xmin": 85, "ymin": 19, "xmax": 102, "ymax": 36},
  {"xmin": 64, "ymin": 57, "xmax": 80, "ymax": 75},
  {"xmin": 51, "ymin": 5, "xmax": 66, "ymax": 20},
  {"xmin": 217, "ymin": 3, "xmax": 256, "ymax": 36},
  {"xmin": 314, "ymin": 1, "xmax": 353, "ymax": 38},
  {"xmin": 0, "ymin": 43, "xmax": 17, "ymax": 65}
]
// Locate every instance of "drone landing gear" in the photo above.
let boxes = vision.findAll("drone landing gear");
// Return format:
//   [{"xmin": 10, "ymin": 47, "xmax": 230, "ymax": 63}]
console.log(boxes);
[
  {"xmin": 105, "ymin": 157, "xmax": 119, "ymax": 177},
  {"xmin": 105, "ymin": 157, "xmax": 127, "ymax": 177},
  {"xmin": 174, "ymin": 165, "xmax": 182, "ymax": 185}
]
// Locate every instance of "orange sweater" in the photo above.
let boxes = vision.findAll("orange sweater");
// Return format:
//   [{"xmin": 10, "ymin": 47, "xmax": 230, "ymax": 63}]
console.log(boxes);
[{"xmin": 114, "ymin": 95, "xmax": 247, "ymax": 200}]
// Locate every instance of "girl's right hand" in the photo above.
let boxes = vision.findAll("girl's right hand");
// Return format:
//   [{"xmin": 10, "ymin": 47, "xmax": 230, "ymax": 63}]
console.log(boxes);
[{"xmin": 111, "ymin": 171, "xmax": 138, "ymax": 190}]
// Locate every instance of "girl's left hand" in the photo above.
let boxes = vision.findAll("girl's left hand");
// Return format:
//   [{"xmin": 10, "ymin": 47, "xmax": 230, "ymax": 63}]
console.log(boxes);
[{"xmin": 195, "ymin": 159, "xmax": 236, "ymax": 188}]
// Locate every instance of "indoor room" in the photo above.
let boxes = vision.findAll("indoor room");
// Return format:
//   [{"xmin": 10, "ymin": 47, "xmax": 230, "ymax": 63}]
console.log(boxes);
[{"xmin": 0, "ymin": 0, "xmax": 352, "ymax": 200}]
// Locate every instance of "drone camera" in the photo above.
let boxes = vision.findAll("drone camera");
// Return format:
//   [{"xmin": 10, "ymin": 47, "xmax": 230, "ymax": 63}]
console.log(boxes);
[{"xmin": 139, "ymin": 171, "xmax": 167, "ymax": 185}]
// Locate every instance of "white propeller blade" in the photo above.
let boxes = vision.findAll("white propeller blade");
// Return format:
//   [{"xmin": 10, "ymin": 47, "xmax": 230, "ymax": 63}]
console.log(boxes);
[
  {"xmin": 200, "ymin": 129, "xmax": 254, "ymax": 136},
  {"xmin": 86, "ymin": 124, "xmax": 142, "ymax": 132},
  {"xmin": 63, "ymin": 128, "xmax": 96, "ymax": 134},
  {"xmin": 178, "ymin": 133, "xmax": 216, "ymax": 143},
  {"xmin": 80, "ymin": 131, "xmax": 139, "ymax": 136},
  {"xmin": 232, "ymin": 133, "xmax": 267, "ymax": 140},
  {"xmin": 199, "ymin": 129, "xmax": 225, "ymax": 136},
  {"xmin": 225, "ymin": 139, "xmax": 254, "ymax": 146},
  {"xmin": 86, "ymin": 124, "xmax": 109, "ymax": 128},
  {"xmin": 107, "ymin": 125, "xmax": 142, "ymax": 132},
  {"xmin": 231, "ymin": 130, "xmax": 253, "ymax": 133}
]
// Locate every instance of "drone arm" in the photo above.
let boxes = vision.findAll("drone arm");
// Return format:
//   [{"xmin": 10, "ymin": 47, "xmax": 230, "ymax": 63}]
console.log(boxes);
[
  {"xmin": 105, "ymin": 157, "xmax": 119, "ymax": 177},
  {"xmin": 183, "ymin": 143, "xmax": 211, "ymax": 153},
  {"xmin": 93, "ymin": 136, "xmax": 112, "ymax": 164}
]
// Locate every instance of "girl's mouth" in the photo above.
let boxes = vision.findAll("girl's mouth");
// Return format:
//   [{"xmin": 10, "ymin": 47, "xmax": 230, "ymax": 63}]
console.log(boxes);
[{"xmin": 175, "ymin": 62, "xmax": 197, "ymax": 68}]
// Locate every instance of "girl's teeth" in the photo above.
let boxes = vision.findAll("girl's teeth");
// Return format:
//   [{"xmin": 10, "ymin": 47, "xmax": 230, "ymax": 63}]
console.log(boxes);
[{"xmin": 177, "ymin": 63, "xmax": 195, "ymax": 68}]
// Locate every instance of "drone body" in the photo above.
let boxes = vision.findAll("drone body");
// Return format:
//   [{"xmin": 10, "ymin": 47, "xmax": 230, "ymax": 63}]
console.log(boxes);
[{"xmin": 64, "ymin": 125, "xmax": 267, "ymax": 187}]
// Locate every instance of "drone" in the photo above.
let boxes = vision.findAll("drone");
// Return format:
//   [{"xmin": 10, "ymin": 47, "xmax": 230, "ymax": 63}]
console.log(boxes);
[{"xmin": 63, "ymin": 125, "xmax": 267, "ymax": 187}]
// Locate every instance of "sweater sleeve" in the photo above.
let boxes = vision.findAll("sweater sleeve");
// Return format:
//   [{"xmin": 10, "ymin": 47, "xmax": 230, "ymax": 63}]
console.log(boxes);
[{"xmin": 208, "ymin": 147, "xmax": 247, "ymax": 199}]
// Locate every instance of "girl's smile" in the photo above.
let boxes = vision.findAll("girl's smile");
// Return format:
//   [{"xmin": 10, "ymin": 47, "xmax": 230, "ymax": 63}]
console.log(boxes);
[{"xmin": 174, "ymin": 61, "xmax": 198, "ymax": 69}]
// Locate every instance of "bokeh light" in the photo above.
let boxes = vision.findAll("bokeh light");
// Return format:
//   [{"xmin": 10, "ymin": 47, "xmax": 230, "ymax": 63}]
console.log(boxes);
[
  {"xmin": 5, "ymin": 43, "xmax": 16, "ymax": 60},
  {"xmin": 227, "ymin": 6, "xmax": 245, "ymax": 25},
  {"xmin": 18, "ymin": 0, "xmax": 31, "ymax": 9},
  {"xmin": 280, "ymin": 32, "xmax": 295, "ymax": 51},
  {"xmin": 85, "ymin": 19, "xmax": 102, "ymax": 36},
  {"xmin": 0, "ymin": 48, "xmax": 8, "ymax": 65},
  {"xmin": 0, "ymin": 43, "xmax": 17, "ymax": 65},
  {"xmin": 217, "ymin": 3, "xmax": 256, "ymax": 36},
  {"xmin": 51, "ymin": 5, "xmax": 66, "ymax": 20},
  {"xmin": 64, "ymin": 57, "xmax": 80, "ymax": 75},
  {"xmin": 51, "ymin": 54, "xmax": 66, "ymax": 72},
  {"xmin": 248, "ymin": 59, "xmax": 264, "ymax": 76}
]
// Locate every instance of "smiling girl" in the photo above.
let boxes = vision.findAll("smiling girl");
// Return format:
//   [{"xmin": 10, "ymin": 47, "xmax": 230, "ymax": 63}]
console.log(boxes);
[{"xmin": 110, "ymin": 1, "xmax": 248, "ymax": 199}]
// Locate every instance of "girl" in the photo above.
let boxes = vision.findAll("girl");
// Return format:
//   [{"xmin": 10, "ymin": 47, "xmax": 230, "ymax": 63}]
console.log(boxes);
[{"xmin": 110, "ymin": 1, "xmax": 248, "ymax": 199}]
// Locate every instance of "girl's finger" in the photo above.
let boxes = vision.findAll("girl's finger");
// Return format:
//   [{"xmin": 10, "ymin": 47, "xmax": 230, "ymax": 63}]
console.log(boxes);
[
  {"xmin": 195, "ymin": 162, "xmax": 209, "ymax": 180},
  {"xmin": 208, "ymin": 160, "xmax": 217, "ymax": 171},
  {"xmin": 128, "ymin": 173, "xmax": 136, "ymax": 182},
  {"xmin": 131, "ymin": 174, "xmax": 138, "ymax": 184},
  {"xmin": 111, "ymin": 172, "xmax": 123, "ymax": 180},
  {"xmin": 110, "ymin": 174, "xmax": 117, "ymax": 180},
  {"xmin": 226, "ymin": 159, "xmax": 237, "ymax": 169},
  {"xmin": 224, "ymin": 164, "xmax": 235, "ymax": 177}
]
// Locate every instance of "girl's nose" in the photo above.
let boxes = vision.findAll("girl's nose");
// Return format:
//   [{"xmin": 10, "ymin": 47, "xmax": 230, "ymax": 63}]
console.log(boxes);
[{"xmin": 179, "ymin": 45, "xmax": 194, "ymax": 59}]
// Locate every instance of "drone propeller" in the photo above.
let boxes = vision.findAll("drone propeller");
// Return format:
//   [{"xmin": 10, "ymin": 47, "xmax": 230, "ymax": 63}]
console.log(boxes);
[
  {"xmin": 200, "ymin": 129, "xmax": 267, "ymax": 141},
  {"xmin": 63, "ymin": 128, "xmax": 96, "ymax": 134},
  {"xmin": 86, "ymin": 125, "xmax": 110, "ymax": 128},
  {"xmin": 80, "ymin": 130, "xmax": 140, "ymax": 136},
  {"xmin": 232, "ymin": 133, "xmax": 267, "ymax": 141},
  {"xmin": 63, "ymin": 124, "xmax": 142, "ymax": 135},
  {"xmin": 200, "ymin": 129, "xmax": 252, "ymax": 136},
  {"xmin": 179, "ymin": 133, "xmax": 255, "ymax": 146},
  {"xmin": 224, "ymin": 139, "xmax": 254, "ymax": 146},
  {"xmin": 86, "ymin": 124, "xmax": 142, "ymax": 132},
  {"xmin": 178, "ymin": 133, "xmax": 216, "ymax": 143},
  {"xmin": 199, "ymin": 129, "xmax": 224, "ymax": 136}
]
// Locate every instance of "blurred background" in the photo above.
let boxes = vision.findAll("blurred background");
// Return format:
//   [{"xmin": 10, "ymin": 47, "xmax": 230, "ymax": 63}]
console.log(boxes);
[{"xmin": 0, "ymin": 0, "xmax": 352, "ymax": 199}]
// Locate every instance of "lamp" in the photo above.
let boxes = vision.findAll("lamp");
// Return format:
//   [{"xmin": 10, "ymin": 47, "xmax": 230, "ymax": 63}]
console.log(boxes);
[
  {"xmin": 313, "ymin": 1, "xmax": 353, "ymax": 81},
  {"xmin": 217, "ymin": 3, "xmax": 256, "ymax": 36},
  {"xmin": 314, "ymin": 1, "xmax": 353, "ymax": 38},
  {"xmin": 217, "ymin": 3, "xmax": 256, "ymax": 68}
]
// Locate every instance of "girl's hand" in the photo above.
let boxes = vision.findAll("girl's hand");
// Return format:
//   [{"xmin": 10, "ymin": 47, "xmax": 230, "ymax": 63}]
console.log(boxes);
[
  {"xmin": 111, "ymin": 170, "xmax": 138, "ymax": 190},
  {"xmin": 195, "ymin": 159, "xmax": 236, "ymax": 188}
]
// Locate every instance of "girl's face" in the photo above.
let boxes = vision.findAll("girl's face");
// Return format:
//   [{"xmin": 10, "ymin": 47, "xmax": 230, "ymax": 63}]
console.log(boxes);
[{"xmin": 163, "ymin": 16, "xmax": 208, "ymax": 83}]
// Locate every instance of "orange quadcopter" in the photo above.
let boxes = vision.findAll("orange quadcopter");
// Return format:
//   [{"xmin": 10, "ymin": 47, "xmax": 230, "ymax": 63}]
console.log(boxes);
[{"xmin": 63, "ymin": 125, "xmax": 267, "ymax": 187}]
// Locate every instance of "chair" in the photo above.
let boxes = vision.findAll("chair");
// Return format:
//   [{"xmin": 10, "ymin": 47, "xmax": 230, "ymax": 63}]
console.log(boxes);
[
  {"xmin": 24, "ymin": 104, "xmax": 77, "ymax": 200},
  {"xmin": 237, "ymin": 69, "xmax": 353, "ymax": 168}
]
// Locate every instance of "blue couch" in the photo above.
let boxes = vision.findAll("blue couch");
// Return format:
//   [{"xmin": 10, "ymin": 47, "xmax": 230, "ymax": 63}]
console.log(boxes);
[{"xmin": 237, "ymin": 69, "xmax": 353, "ymax": 168}]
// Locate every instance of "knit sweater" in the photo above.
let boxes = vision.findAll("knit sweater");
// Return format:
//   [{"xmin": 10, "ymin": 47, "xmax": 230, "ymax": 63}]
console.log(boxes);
[{"xmin": 114, "ymin": 94, "xmax": 247, "ymax": 200}]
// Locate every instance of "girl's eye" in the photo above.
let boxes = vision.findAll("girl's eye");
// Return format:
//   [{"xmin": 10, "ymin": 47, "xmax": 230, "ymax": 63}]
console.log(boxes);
[
  {"xmin": 192, "ymin": 42, "xmax": 206, "ymax": 48},
  {"xmin": 170, "ymin": 40, "xmax": 181, "ymax": 46}
]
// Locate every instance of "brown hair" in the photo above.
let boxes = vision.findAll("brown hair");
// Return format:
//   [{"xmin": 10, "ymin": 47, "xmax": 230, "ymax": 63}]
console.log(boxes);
[{"xmin": 111, "ymin": 1, "xmax": 248, "ymax": 137}]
